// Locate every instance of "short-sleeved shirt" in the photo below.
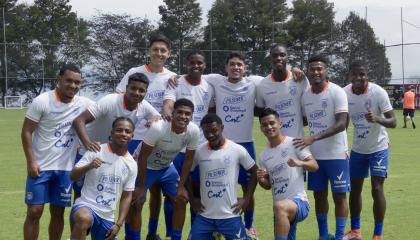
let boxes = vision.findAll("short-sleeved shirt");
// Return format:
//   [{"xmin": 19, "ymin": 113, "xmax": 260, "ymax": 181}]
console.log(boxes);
[
  {"xmin": 86, "ymin": 93, "xmax": 158, "ymax": 145},
  {"xmin": 302, "ymin": 82, "xmax": 348, "ymax": 160},
  {"xmin": 259, "ymin": 137, "xmax": 311, "ymax": 202},
  {"xmin": 256, "ymin": 71, "xmax": 310, "ymax": 137},
  {"xmin": 142, "ymin": 119, "xmax": 200, "ymax": 170},
  {"xmin": 191, "ymin": 139, "xmax": 255, "ymax": 219},
  {"xmin": 75, "ymin": 143, "xmax": 137, "ymax": 221},
  {"xmin": 25, "ymin": 89, "xmax": 93, "ymax": 171},
  {"xmin": 403, "ymin": 91, "xmax": 415, "ymax": 109},
  {"xmin": 344, "ymin": 83, "xmax": 393, "ymax": 154},
  {"xmin": 206, "ymin": 74, "xmax": 261, "ymax": 143},
  {"xmin": 163, "ymin": 76, "xmax": 215, "ymax": 144},
  {"xmin": 116, "ymin": 65, "xmax": 176, "ymax": 138}
]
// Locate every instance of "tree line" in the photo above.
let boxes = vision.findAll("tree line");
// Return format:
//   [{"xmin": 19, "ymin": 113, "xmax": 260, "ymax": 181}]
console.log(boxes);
[{"xmin": 0, "ymin": 0, "xmax": 391, "ymax": 102}]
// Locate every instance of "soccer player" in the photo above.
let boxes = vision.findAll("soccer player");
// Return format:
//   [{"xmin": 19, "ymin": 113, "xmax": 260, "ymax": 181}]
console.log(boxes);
[
  {"xmin": 70, "ymin": 117, "xmax": 137, "ymax": 240},
  {"xmin": 255, "ymin": 44, "xmax": 310, "ymax": 138},
  {"xmin": 130, "ymin": 98, "xmax": 200, "ymax": 240},
  {"xmin": 117, "ymin": 34, "xmax": 177, "ymax": 239},
  {"xmin": 257, "ymin": 108, "xmax": 318, "ymax": 240},
  {"xmin": 402, "ymin": 86, "xmax": 416, "ymax": 129},
  {"xmin": 294, "ymin": 56, "xmax": 350, "ymax": 240},
  {"xmin": 21, "ymin": 64, "xmax": 92, "ymax": 240},
  {"xmin": 343, "ymin": 61, "xmax": 396, "ymax": 240},
  {"xmin": 189, "ymin": 113, "xmax": 257, "ymax": 240}
]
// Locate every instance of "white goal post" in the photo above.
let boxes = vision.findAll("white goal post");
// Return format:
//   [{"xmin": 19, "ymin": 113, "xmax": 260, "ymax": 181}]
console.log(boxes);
[{"xmin": 4, "ymin": 96, "xmax": 23, "ymax": 109}]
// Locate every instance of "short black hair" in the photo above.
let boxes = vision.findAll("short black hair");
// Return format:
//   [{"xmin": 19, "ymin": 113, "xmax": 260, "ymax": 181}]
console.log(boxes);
[
  {"xmin": 258, "ymin": 107, "xmax": 279, "ymax": 122},
  {"xmin": 128, "ymin": 72, "xmax": 150, "ymax": 87},
  {"xmin": 225, "ymin": 51, "xmax": 245, "ymax": 64},
  {"xmin": 186, "ymin": 50, "xmax": 205, "ymax": 62},
  {"xmin": 58, "ymin": 63, "xmax": 81, "ymax": 76},
  {"xmin": 308, "ymin": 55, "xmax": 328, "ymax": 66},
  {"xmin": 112, "ymin": 117, "xmax": 135, "ymax": 131},
  {"xmin": 149, "ymin": 34, "xmax": 171, "ymax": 49},
  {"xmin": 269, "ymin": 44, "xmax": 288, "ymax": 55},
  {"xmin": 174, "ymin": 98, "xmax": 194, "ymax": 112},
  {"xmin": 200, "ymin": 113, "xmax": 223, "ymax": 127},
  {"xmin": 349, "ymin": 60, "xmax": 367, "ymax": 71}
]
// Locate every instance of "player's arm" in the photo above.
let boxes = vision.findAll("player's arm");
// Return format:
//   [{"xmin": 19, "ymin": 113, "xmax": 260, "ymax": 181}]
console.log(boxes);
[
  {"xmin": 70, "ymin": 157, "xmax": 104, "ymax": 181},
  {"xmin": 232, "ymin": 164, "xmax": 257, "ymax": 214},
  {"xmin": 133, "ymin": 143, "xmax": 154, "ymax": 204},
  {"xmin": 186, "ymin": 176, "xmax": 204, "ymax": 213},
  {"xmin": 73, "ymin": 110, "xmax": 100, "ymax": 152},
  {"xmin": 162, "ymin": 99, "xmax": 175, "ymax": 121},
  {"xmin": 365, "ymin": 110, "xmax": 396, "ymax": 128},
  {"xmin": 287, "ymin": 155, "xmax": 318, "ymax": 172},
  {"xmin": 21, "ymin": 117, "xmax": 39, "ymax": 178},
  {"xmin": 254, "ymin": 106, "xmax": 264, "ymax": 117},
  {"xmin": 256, "ymin": 168, "xmax": 271, "ymax": 190},
  {"xmin": 177, "ymin": 149, "xmax": 196, "ymax": 201},
  {"xmin": 106, "ymin": 190, "xmax": 132, "ymax": 239}
]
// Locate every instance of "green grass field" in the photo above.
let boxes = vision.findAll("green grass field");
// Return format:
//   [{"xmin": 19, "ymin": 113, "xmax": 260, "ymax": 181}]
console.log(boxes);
[{"xmin": 0, "ymin": 109, "xmax": 418, "ymax": 239}]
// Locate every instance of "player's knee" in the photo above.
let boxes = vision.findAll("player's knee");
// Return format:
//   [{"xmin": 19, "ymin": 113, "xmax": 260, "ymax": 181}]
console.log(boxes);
[
  {"xmin": 50, "ymin": 205, "xmax": 65, "ymax": 219},
  {"xmin": 26, "ymin": 206, "xmax": 43, "ymax": 220},
  {"xmin": 371, "ymin": 184, "xmax": 384, "ymax": 197},
  {"xmin": 174, "ymin": 199, "xmax": 187, "ymax": 210},
  {"xmin": 332, "ymin": 192, "xmax": 347, "ymax": 204},
  {"xmin": 273, "ymin": 202, "xmax": 289, "ymax": 219},
  {"xmin": 73, "ymin": 212, "xmax": 92, "ymax": 229}
]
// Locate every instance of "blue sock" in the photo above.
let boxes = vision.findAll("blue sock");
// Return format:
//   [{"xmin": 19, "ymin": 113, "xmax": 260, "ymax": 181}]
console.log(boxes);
[
  {"xmin": 374, "ymin": 222, "xmax": 383, "ymax": 236},
  {"xmin": 147, "ymin": 218, "xmax": 158, "ymax": 236},
  {"xmin": 350, "ymin": 216, "xmax": 361, "ymax": 230},
  {"xmin": 124, "ymin": 223, "xmax": 140, "ymax": 240},
  {"xmin": 316, "ymin": 213, "xmax": 329, "ymax": 238},
  {"xmin": 335, "ymin": 217, "xmax": 347, "ymax": 240},
  {"xmin": 244, "ymin": 210, "xmax": 254, "ymax": 229},
  {"xmin": 172, "ymin": 229, "xmax": 182, "ymax": 240},
  {"xmin": 164, "ymin": 197, "xmax": 173, "ymax": 237},
  {"xmin": 275, "ymin": 236, "xmax": 288, "ymax": 240}
]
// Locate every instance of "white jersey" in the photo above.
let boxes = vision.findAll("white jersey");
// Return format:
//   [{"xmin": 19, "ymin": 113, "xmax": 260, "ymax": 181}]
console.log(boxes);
[
  {"xmin": 344, "ymin": 83, "xmax": 393, "ymax": 154},
  {"xmin": 302, "ymin": 82, "xmax": 348, "ymax": 160},
  {"xmin": 259, "ymin": 137, "xmax": 311, "ymax": 203},
  {"xmin": 192, "ymin": 140, "xmax": 255, "ymax": 219},
  {"xmin": 116, "ymin": 65, "xmax": 176, "ymax": 139},
  {"xmin": 256, "ymin": 71, "xmax": 309, "ymax": 137},
  {"xmin": 86, "ymin": 93, "xmax": 158, "ymax": 145},
  {"xmin": 25, "ymin": 89, "xmax": 93, "ymax": 171},
  {"xmin": 163, "ymin": 76, "xmax": 215, "ymax": 144},
  {"xmin": 206, "ymin": 74, "xmax": 261, "ymax": 142},
  {"xmin": 142, "ymin": 120, "xmax": 200, "ymax": 170},
  {"xmin": 75, "ymin": 143, "xmax": 137, "ymax": 221}
]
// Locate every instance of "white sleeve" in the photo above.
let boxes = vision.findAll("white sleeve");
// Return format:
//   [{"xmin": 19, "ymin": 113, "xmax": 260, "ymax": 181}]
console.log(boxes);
[
  {"xmin": 142, "ymin": 122, "xmax": 162, "ymax": 147},
  {"xmin": 301, "ymin": 76, "xmax": 310, "ymax": 92},
  {"xmin": 186, "ymin": 125, "xmax": 200, "ymax": 150},
  {"xmin": 295, "ymin": 144, "xmax": 312, "ymax": 160},
  {"xmin": 258, "ymin": 151, "xmax": 266, "ymax": 170},
  {"xmin": 191, "ymin": 150, "xmax": 199, "ymax": 172},
  {"xmin": 378, "ymin": 87, "xmax": 393, "ymax": 113},
  {"xmin": 26, "ymin": 96, "xmax": 46, "ymax": 122},
  {"xmin": 75, "ymin": 151, "xmax": 97, "ymax": 168},
  {"xmin": 138, "ymin": 100, "xmax": 160, "ymax": 120},
  {"xmin": 248, "ymin": 75, "xmax": 264, "ymax": 86},
  {"xmin": 255, "ymin": 84, "xmax": 265, "ymax": 108},
  {"xmin": 163, "ymin": 84, "xmax": 178, "ymax": 101},
  {"xmin": 87, "ymin": 95, "xmax": 113, "ymax": 119},
  {"xmin": 239, "ymin": 146, "xmax": 255, "ymax": 170},
  {"xmin": 334, "ymin": 87, "xmax": 348, "ymax": 113},
  {"xmin": 208, "ymin": 84, "xmax": 216, "ymax": 108},
  {"xmin": 204, "ymin": 74, "xmax": 223, "ymax": 87},
  {"xmin": 124, "ymin": 163, "xmax": 137, "ymax": 191}
]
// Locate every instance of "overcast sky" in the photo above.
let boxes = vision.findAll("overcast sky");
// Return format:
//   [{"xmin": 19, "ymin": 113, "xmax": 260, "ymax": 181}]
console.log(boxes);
[{"xmin": 18, "ymin": 0, "xmax": 420, "ymax": 82}]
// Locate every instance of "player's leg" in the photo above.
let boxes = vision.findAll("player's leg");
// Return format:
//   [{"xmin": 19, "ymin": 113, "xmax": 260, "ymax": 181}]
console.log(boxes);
[
  {"xmin": 72, "ymin": 151, "xmax": 84, "ymax": 201},
  {"xmin": 273, "ymin": 199, "xmax": 298, "ymax": 239},
  {"xmin": 49, "ymin": 170, "xmax": 72, "ymax": 240},
  {"xmin": 191, "ymin": 215, "xmax": 216, "ymax": 240},
  {"xmin": 410, "ymin": 110, "xmax": 416, "ymax": 128},
  {"xmin": 49, "ymin": 205, "xmax": 65, "ymax": 240},
  {"xmin": 70, "ymin": 205, "xmax": 94, "ymax": 239},
  {"xmin": 403, "ymin": 109, "xmax": 408, "ymax": 128},
  {"xmin": 147, "ymin": 183, "xmax": 162, "ymax": 239},
  {"xmin": 287, "ymin": 199, "xmax": 310, "ymax": 240},
  {"xmin": 23, "ymin": 204, "xmax": 44, "ymax": 240}
]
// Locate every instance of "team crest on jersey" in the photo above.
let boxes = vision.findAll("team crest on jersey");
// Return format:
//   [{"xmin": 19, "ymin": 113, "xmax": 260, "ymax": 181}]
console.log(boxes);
[
  {"xmin": 321, "ymin": 99, "xmax": 328, "ymax": 109},
  {"xmin": 195, "ymin": 105, "xmax": 205, "ymax": 113},
  {"xmin": 203, "ymin": 92, "xmax": 209, "ymax": 102},
  {"xmin": 181, "ymin": 138, "xmax": 188, "ymax": 146},
  {"xmin": 289, "ymin": 86, "xmax": 297, "ymax": 96},
  {"xmin": 364, "ymin": 99, "xmax": 372, "ymax": 110},
  {"xmin": 281, "ymin": 148, "xmax": 289, "ymax": 158},
  {"xmin": 223, "ymin": 155, "xmax": 231, "ymax": 166}
]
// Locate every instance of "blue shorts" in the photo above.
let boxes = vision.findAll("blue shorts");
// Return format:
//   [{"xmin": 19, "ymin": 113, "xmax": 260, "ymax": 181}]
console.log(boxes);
[
  {"xmin": 73, "ymin": 152, "xmax": 84, "ymax": 193},
  {"xmin": 288, "ymin": 198, "xmax": 310, "ymax": 240},
  {"xmin": 70, "ymin": 204, "xmax": 115, "ymax": 240},
  {"xmin": 349, "ymin": 148, "xmax": 389, "ymax": 179},
  {"xmin": 191, "ymin": 215, "xmax": 248, "ymax": 240},
  {"xmin": 143, "ymin": 165, "xmax": 179, "ymax": 198},
  {"xmin": 173, "ymin": 151, "xmax": 201, "ymax": 182},
  {"xmin": 237, "ymin": 142, "xmax": 256, "ymax": 186},
  {"xmin": 25, "ymin": 170, "xmax": 72, "ymax": 206},
  {"xmin": 308, "ymin": 159, "xmax": 351, "ymax": 193},
  {"xmin": 128, "ymin": 139, "xmax": 142, "ymax": 155}
]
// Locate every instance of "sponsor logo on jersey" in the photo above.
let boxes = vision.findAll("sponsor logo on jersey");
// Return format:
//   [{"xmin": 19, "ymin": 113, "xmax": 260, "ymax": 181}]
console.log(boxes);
[
  {"xmin": 99, "ymin": 175, "xmax": 121, "ymax": 184},
  {"xmin": 275, "ymin": 99, "xmax": 294, "ymax": 111},
  {"xmin": 222, "ymin": 95, "xmax": 246, "ymax": 105},
  {"xmin": 206, "ymin": 168, "xmax": 227, "ymax": 179},
  {"xmin": 207, "ymin": 188, "xmax": 226, "ymax": 199},
  {"xmin": 309, "ymin": 110, "xmax": 326, "ymax": 120},
  {"xmin": 351, "ymin": 112, "xmax": 366, "ymax": 123}
]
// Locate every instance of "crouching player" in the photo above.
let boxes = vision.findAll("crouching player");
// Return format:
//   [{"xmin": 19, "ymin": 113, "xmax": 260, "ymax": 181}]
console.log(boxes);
[
  {"xmin": 189, "ymin": 113, "xmax": 257, "ymax": 240},
  {"xmin": 257, "ymin": 108, "xmax": 318, "ymax": 240},
  {"xmin": 70, "ymin": 117, "xmax": 138, "ymax": 240}
]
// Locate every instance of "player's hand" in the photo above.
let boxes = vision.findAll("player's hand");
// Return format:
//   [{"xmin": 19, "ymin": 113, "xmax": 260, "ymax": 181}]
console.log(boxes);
[
  {"xmin": 256, "ymin": 168, "xmax": 268, "ymax": 180},
  {"xmin": 365, "ymin": 110, "xmax": 378, "ymax": 123},
  {"xmin": 161, "ymin": 110, "xmax": 172, "ymax": 122},
  {"xmin": 190, "ymin": 197, "xmax": 204, "ymax": 214},
  {"xmin": 105, "ymin": 224, "xmax": 120, "ymax": 240},
  {"xmin": 89, "ymin": 158, "xmax": 104, "ymax": 169},
  {"xmin": 231, "ymin": 197, "xmax": 249, "ymax": 214},
  {"xmin": 132, "ymin": 187, "xmax": 146, "ymax": 206},
  {"xmin": 287, "ymin": 158, "xmax": 303, "ymax": 167},
  {"xmin": 167, "ymin": 75, "xmax": 179, "ymax": 89},
  {"xmin": 84, "ymin": 141, "xmax": 101, "ymax": 152},
  {"xmin": 27, "ymin": 161, "xmax": 40, "ymax": 178},
  {"xmin": 293, "ymin": 136, "xmax": 314, "ymax": 150},
  {"xmin": 291, "ymin": 67, "xmax": 304, "ymax": 82},
  {"xmin": 145, "ymin": 115, "xmax": 162, "ymax": 128},
  {"xmin": 175, "ymin": 185, "xmax": 189, "ymax": 203}
]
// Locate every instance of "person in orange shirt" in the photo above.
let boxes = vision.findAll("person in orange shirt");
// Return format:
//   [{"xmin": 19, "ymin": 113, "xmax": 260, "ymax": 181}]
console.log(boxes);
[{"xmin": 403, "ymin": 86, "xmax": 416, "ymax": 129}]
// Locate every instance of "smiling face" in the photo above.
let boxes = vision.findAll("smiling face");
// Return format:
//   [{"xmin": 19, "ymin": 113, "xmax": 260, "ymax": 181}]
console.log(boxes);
[
  {"xmin": 172, "ymin": 105, "xmax": 193, "ymax": 131},
  {"xmin": 260, "ymin": 114, "xmax": 282, "ymax": 140},
  {"xmin": 186, "ymin": 54, "xmax": 206, "ymax": 78},
  {"xmin": 111, "ymin": 120, "xmax": 134, "ymax": 147},
  {"xmin": 225, "ymin": 57, "xmax": 246, "ymax": 82},
  {"xmin": 57, "ymin": 70, "xmax": 82, "ymax": 102},
  {"xmin": 149, "ymin": 41, "xmax": 170, "ymax": 68},
  {"xmin": 270, "ymin": 46, "xmax": 288, "ymax": 71},
  {"xmin": 202, "ymin": 121, "xmax": 224, "ymax": 147},
  {"xmin": 125, "ymin": 80, "xmax": 148, "ymax": 105},
  {"xmin": 308, "ymin": 61, "xmax": 328, "ymax": 86},
  {"xmin": 350, "ymin": 66, "xmax": 368, "ymax": 92}
]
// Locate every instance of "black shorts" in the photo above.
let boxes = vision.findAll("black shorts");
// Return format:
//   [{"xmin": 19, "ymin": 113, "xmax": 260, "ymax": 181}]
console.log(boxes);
[{"xmin": 403, "ymin": 108, "xmax": 415, "ymax": 117}]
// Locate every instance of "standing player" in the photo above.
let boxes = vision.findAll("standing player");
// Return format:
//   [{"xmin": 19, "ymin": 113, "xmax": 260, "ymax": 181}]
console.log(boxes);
[
  {"xmin": 343, "ymin": 62, "xmax": 396, "ymax": 240},
  {"xmin": 189, "ymin": 113, "xmax": 257, "ymax": 240},
  {"xmin": 70, "ymin": 117, "xmax": 137, "ymax": 240},
  {"xmin": 117, "ymin": 34, "xmax": 177, "ymax": 239},
  {"xmin": 294, "ymin": 56, "xmax": 350, "ymax": 240},
  {"xmin": 257, "ymin": 108, "xmax": 318, "ymax": 240},
  {"xmin": 402, "ymin": 86, "xmax": 416, "ymax": 129},
  {"xmin": 131, "ymin": 98, "xmax": 200, "ymax": 240},
  {"xmin": 21, "ymin": 64, "xmax": 92, "ymax": 240},
  {"xmin": 255, "ymin": 44, "xmax": 310, "ymax": 138}
]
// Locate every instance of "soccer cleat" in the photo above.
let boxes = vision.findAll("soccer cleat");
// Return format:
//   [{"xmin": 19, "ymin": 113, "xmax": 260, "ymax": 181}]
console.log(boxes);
[
  {"xmin": 343, "ymin": 229, "xmax": 362, "ymax": 240},
  {"xmin": 319, "ymin": 233, "xmax": 336, "ymax": 240},
  {"xmin": 372, "ymin": 236, "xmax": 383, "ymax": 240},
  {"xmin": 146, "ymin": 234, "xmax": 162, "ymax": 240},
  {"xmin": 246, "ymin": 227, "xmax": 259, "ymax": 240}
]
